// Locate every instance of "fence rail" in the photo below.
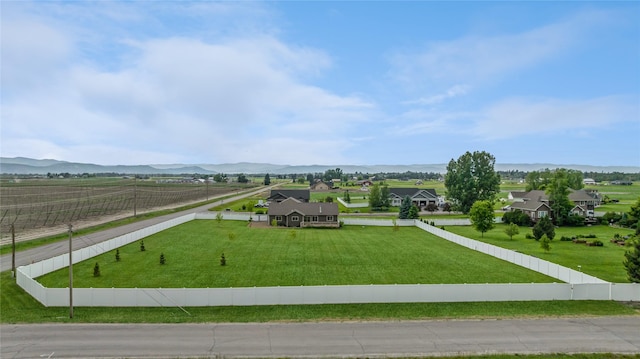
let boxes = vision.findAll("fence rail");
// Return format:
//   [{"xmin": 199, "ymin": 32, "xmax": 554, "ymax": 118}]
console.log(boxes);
[{"xmin": 16, "ymin": 215, "xmax": 639, "ymax": 307}]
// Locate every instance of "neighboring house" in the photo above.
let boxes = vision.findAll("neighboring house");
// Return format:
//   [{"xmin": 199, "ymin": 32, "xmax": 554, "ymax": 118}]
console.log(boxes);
[
  {"xmin": 268, "ymin": 197, "xmax": 339, "ymax": 228},
  {"xmin": 267, "ymin": 189, "xmax": 310, "ymax": 203},
  {"xmin": 507, "ymin": 189, "xmax": 600, "ymax": 222},
  {"xmin": 388, "ymin": 188, "xmax": 438, "ymax": 209},
  {"xmin": 583, "ymin": 178, "xmax": 596, "ymax": 186},
  {"xmin": 611, "ymin": 180, "xmax": 633, "ymax": 185},
  {"xmin": 509, "ymin": 201, "xmax": 552, "ymax": 222},
  {"xmin": 508, "ymin": 191, "xmax": 527, "ymax": 202},
  {"xmin": 356, "ymin": 179, "xmax": 373, "ymax": 187},
  {"xmin": 310, "ymin": 181, "xmax": 331, "ymax": 191}
]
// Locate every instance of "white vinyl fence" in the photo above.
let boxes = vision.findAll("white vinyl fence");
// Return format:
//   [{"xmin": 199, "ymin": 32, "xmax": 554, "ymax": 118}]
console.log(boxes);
[{"xmin": 16, "ymin": 216, "xmax": 639, "ymax": 307}]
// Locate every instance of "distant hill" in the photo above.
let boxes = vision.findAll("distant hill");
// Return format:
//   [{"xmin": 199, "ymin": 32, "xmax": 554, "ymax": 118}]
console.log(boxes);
[{"xmin": 1, "ymin": 157, "xmax": 638, "ymax": 175}]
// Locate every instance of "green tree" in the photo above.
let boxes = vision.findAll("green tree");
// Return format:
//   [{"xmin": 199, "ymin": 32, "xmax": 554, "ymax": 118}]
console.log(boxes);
[
  {"xmin": 469, "ymin": 200, "xmax": 495, "ymax": 237},
  {"xmin": 115, "ymin": 249, "xmax": 121, "ymax": 262},
  {"xmin": 263, "ymin": 174, "xmax": 271, "ymax": 185},
  {"xmin": 504, "ymin": 223, "xmax": 519, "ymax": 240},
  {"xmin": 380, "ymin": 185, "xmax": 390, "ymax": 209},
  {"xmin": 444, "ymin": 151, "xmax": 500, "ymax": 214},
  {"xmin": 540, "ymin": 235, "xmax": 551, "ymax": 252},
  {"xmin": 399, "ymin": 196, "xmax": 412, "ymax": 219},
  {"xmin": 532, "ymin": 215, "xmax": 555, "ymax": 241},
  {"xmin": 237, "ymin": 174, "xmax": 249, "ymax": 183},
  {"xmin": 369, "ymin": 183, "xmax": 382, "ymax": 210},
  {"xmin": 623, "ymin": 239, "xmax": 640, "ymax": 283},
  {"xmin": 627, "ymin": 197, "xmax": 640, "ymax": 232},
  {"xmin": 547, "ymin": 169, "xmax": 574, "ymax": 226},
  {"xmin": 408, "ymin": 205, "xmax": 420, "ymax": 219},
  {"xmin": 213, "ymin": 173, "xmax": 226, "ymax": 183},
  {"xmin": 343, "ymin": 190, "xmax": 351, "ymax": 203},
  {"xmin": 159, "ymin": 253, "xmax": 166, "ymax": 265},
  {"xmin": 93, "ymin": 262, "xmax": 101, "ymax": 277}
]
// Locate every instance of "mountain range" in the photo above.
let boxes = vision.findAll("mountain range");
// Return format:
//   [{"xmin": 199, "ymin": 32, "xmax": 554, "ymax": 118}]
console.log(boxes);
[{"xmin": 1, "ymin": 157, "xmax": 639, "ymax": 175}]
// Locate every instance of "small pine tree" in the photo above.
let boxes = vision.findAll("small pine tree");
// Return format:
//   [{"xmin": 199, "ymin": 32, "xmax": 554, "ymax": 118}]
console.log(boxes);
[
  {"xmin": 140, "ymin": 240, "xmax": 146, "ymax": 251},
  {"xmin": 271, "ymin": 219, "xmax": 278, "ymax": 227},
  {"xmin": 220, "ymin": 253, "xmax": 226, "ymax": 266},
  {"xmin": 623, "ymin": 239, "xmax": 640, "ymax": 283},
  {"xmin": 159, "ymin": 253, "xmax": 166, "ymax": 265},
  {"xmin": 115, "ymin": 249, "xmax": 121, "ymax": 262},
  {"xmin": 533, "ymin": 215, "xmax": 555, "ymax": 241},
  {"xmin": 392, "ymin": 219, "xmax": 400, "ymax": 232},
  {"xmin": 216, "ymin": 212, "xmax": 223, "ymax": 223},
  {"xmin": 408, "ymin": 205, "xmax": 420, "ymax": 219},
  {"xmin": 540, "ymin": 235, "xmax": 551, "ymax": 252},
  {"xmin": 93, "ymin": 262, "xmax": 101, "ymax": 277}
]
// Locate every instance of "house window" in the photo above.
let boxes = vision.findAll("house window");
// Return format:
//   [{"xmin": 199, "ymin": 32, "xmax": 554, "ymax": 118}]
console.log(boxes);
[
  {"xmin": 304, "ymin": 216, "xmax": 311, "ymax": 222},
  {"xmin": 327, "ymin": 216, "xmax": 334, "ymax": 221},
  {"xmin": 312, "ymin": 216, "xmax": 318, "ymax": 222},
  {"xmin": 291, "ymin": 216, "xmax": 299, "ymax": 221},
  {"xmin": 538, "ymin": 211, "xmax": 548, "ymax": 218},
  {"xmin": 275, "ymin": 216, "xmax": 282, "ymax": 221}
]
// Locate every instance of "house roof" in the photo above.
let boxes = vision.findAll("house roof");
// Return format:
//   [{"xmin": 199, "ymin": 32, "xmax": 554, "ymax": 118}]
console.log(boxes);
[
  {"xmin": 268, "ymin": 189, "xmax": 310, "ymax": 201},
  {"xmin": 510, "ymin": 201, "xmax": 550, "ymax": 211},
  {"xmin": 516, "ymin": 189, "xmax": 598, "ymax": 203},
  {"xmin": 267, "ymin": 197, "xmax": 339, "ymax": 216},
  {"xmin": 388, "ymin": 188, "xmax": 437, "ymax": 199}
]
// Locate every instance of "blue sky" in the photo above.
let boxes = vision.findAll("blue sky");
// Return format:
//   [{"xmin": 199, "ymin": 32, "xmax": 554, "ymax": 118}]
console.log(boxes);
[{"xmin": 2, "ymin": 1, "xmax": 639, "ymax": 167}]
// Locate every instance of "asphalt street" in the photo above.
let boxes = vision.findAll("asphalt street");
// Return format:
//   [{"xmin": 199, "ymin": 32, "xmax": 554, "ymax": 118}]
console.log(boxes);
[{"xmin": 2, "ymin": 316, "xmax": 639, "ymax": 358}]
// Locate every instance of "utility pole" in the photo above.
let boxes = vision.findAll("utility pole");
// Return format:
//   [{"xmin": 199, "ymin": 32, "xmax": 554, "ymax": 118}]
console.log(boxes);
[
  {"xmin": 11, "ymin": 224, "xmax": 16, "ymax": 277},
  {"xmin": 133, "ymin": 175, "xmax": 137, "ymax": 217},
  {"xmin": 68, "ymin": 224, "xmax": 73, "ymax": 319}
]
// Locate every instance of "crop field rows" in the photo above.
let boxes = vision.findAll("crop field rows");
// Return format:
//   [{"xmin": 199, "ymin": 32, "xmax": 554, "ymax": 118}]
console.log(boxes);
[{"xmin": 0, "ymin": 179, "xmax": 253, "ymax": 241}]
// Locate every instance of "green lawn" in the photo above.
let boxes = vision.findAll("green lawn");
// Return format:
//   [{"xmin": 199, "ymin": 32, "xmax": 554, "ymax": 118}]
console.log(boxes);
[
  {"xmin": 37, "ymin": 221, "xmax": 556, "ymax": 288},
  {"xmin": 446, "ymin": 224, "xmax": 635, "ymax": 283}
]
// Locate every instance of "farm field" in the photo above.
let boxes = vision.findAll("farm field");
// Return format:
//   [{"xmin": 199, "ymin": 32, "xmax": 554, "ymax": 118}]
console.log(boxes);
[
  {"xmin": 36, "ymin": 220, "xmax": 556, "ymax": 288},
  {"xmin": 446, "ymin": 224, "xmax": 636, "ymax": 283},
  {"xmin": 0, "ymin": 177, "xmax": 257, "ymax": 242}
]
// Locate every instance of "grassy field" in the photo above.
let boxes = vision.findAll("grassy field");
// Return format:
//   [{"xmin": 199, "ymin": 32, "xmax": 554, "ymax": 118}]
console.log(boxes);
[
  {"xmin": 37, "ymin": 220, "xmax": 557, "ymax": 288},
  {"xmin": 446, "ymin": 223, "xmax": 636, "ymax": 283}
]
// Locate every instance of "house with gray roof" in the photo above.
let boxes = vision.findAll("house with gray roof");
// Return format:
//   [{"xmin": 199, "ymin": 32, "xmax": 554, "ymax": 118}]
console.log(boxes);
[
  {"xmin": 267, "ymin": 197, "xmax": 339, "ymax": 228},
  {"xmin": 388, "ymin": 188, "xmax": 438, "ymax": 209},
  {"xmin": 507, "ymin": 188, "xmax": 600, "ymax": 222},
  {"xmin": 267, "ymin": 189, "xmax": 310, "ymax": 203}
]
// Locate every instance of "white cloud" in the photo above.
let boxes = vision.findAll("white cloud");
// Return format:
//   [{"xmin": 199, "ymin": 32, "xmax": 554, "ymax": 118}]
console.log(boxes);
[
  {"xmin": 389, "ymin": 10, "xmax": 613, "ymax": 97},
  {"xmin": 403, "ymin": 85, "xmax": 470, "ymax": 105},
  {"xmin": 473, "ymin": 95, "xmax": 639, "ymax": 140},
  {"xmin": 2, "ymin": 23, "xmax": 375, "ymax": 165}
]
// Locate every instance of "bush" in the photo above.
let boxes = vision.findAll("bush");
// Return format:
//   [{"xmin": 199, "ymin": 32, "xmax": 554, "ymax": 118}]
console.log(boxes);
[
  {"xmin": 525, "ymin": 233, "xmax": 535, "ymax": 240},
  {"xmin": 220, "ymin": 253, "xmax": 226, "ymax": 266},
  {"xmin": 255, "ymin": 209, "xmax": 265, "ymax": 214},
  {"xmin": 502, "ymin": 210, "xmax": 532, "ymax": 227},
  {"xmin": 93, "ymin": 262, "xmax": 100, "ymax": 277},
  {"xmin": 115, "ymin": 249, "xmax": 121, "ymax": 262},
  {"xmin": 560, "ymin": 236, "xmax": 573, "ymax": 241},
  {"xmin": 159, "ymin": 253, "xmax": 166, "ymax": 265},
  {"xmin": 140, "ymin": 240, "xmax": 145, "ymax": 252},
  {"xmin": 564, "ymin": 215, "xmax": 586, "ymax": 227},
  {"xmin": 588, "ymin": 240, "xmax": 603, "ymax": 247}
]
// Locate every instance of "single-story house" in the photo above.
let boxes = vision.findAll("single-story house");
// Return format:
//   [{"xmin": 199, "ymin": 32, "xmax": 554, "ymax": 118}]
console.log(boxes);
[
  {"xmin": 583, "ymin": 178, "xmax": 596, "ymax": 185},
  {"xmin": 268, "ymin": 197, "xmax": 339, "ymax": 228},
  {"xmin": 267, "ymin": 189, "xmax": 310, "ymax": 203},
  {"xmin": 356, "ymin": 179, "xmax": 373, "ymax": 187},
  {"xmin": 388, "ymin": 188, "xmax": 438, "ymax": 208},
  {"xmin": 310, "ymin": 180, "xmax": 331, "ymax": 191}
]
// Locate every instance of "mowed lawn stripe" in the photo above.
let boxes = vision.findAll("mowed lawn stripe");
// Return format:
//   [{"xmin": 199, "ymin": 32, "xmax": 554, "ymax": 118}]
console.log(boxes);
[{"xmin": 37, "ymin": 220, "xmax": 556, "ymax": 288}]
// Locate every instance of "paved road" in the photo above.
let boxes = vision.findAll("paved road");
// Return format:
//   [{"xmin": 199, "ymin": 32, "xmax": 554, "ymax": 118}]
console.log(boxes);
[
  {"xmin": 2, "ymin": 316, "xmax": 639, "ymax": 358},
  {"xmin": 0, "ymin": 185, "xmax": 279, "ymax": 273}
]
